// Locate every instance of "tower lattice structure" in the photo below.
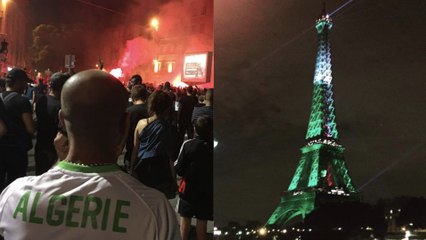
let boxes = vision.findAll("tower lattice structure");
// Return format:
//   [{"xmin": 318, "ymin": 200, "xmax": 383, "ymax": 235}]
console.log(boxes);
[{"xmin": 266, "ymin": 9, "xmax": 359, "ymax": 227}]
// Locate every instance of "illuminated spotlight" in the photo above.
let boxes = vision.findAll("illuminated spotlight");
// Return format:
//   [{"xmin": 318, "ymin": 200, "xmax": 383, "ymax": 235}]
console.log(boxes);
[
  {"xmin": 258, "ymin": 227, "xmax": 267, "ymax": 236},
  {"xmin": 213, "ymin": 229, "xmax": 222, "ymax": 236},
  {"xmin": 109, "ymin": 68, "xmax": 123, "ymax": 78},
  {"xmin": 405, "ymin": 230, "xmax": 411, "ymax": 239},
  {"xmin": 214, "ymin": 139, "xmax": 218, "ymax": 148},
  {"xmin": 7, "ymin": 66, "xmax": 12, "ymax": 71}
]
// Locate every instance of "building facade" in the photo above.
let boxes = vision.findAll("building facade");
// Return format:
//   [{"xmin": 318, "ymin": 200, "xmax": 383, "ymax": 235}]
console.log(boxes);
[
  {"xmin": 148, "ymin": 0, "xmax": 213, "ymax": 87},
  {"xmin": 0, "ymin": 0, "xmax": 29, "ymax": 74}
]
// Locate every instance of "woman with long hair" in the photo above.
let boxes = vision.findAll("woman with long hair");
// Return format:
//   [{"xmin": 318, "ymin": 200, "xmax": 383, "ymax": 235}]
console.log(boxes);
[{"xmin": 130, "ymin": 90, "xmax": 177, "ymax": 199}]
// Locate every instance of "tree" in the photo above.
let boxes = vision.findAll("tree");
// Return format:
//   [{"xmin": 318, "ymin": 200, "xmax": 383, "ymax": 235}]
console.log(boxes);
[{"xmin": 31, "ymin": 24, "xmax": 95, "ymax": 72}]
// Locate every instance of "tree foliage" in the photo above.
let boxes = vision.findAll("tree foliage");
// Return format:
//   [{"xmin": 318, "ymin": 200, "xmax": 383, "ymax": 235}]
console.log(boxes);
[{"xmin": 31, "ymin": 24, "xmax": 91, "ymax": 72}]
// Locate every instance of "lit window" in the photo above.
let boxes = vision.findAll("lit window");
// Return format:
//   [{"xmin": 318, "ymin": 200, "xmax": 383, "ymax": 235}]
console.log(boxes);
[
  {"xmin": 153, "ymin": 59, "xmax": 161, "ymax": 73},
  {"xmin": 167, "ymin": 62, "xmax": 174, "ymax": 73}
]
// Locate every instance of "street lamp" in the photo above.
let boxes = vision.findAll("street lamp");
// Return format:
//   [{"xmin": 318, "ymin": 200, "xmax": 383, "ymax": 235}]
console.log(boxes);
[
  {"xmin": 150, "ymin": 17, "xmax": 159, "ymax": 32},
  {"xmin": 1, "ymin": 0, "xmax": 9, "ymax": 9}
]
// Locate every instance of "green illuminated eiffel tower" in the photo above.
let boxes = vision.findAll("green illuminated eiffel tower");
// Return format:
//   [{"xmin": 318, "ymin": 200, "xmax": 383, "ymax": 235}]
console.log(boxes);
[{"xmin": 266, "ymin": 8, "xmax": 359, "ymax": 227}]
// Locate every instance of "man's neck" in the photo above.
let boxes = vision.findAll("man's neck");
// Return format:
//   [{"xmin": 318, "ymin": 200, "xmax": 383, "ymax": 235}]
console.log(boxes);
[
  {"xmin": 132, "ymin": 99, "xmax": 145, "ymax": 105},
  {"xmin": 65, "ymin": 140, "xmax": 117, "ymax": 166},
  {"xmin": 49, "ymin": 90, "xmax": 60, "ymax": 98},
  {"xmin": 5, "ymin": 87, "xmax": 23, "ymax": 95}
]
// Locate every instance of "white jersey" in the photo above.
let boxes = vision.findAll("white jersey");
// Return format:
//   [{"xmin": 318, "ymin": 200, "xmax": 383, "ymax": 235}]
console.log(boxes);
[{"xmin": 0, "ymin": 161, "xmax": 180, "ymax": 240}]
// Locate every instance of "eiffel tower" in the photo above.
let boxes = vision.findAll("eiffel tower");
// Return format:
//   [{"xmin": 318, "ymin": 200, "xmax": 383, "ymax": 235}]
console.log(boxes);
[{"xmin": 266, "ymin": 7, "xmax": 359, "ymax": 227}]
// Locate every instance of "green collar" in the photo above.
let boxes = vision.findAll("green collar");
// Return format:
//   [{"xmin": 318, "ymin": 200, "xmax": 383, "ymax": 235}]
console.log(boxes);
[{"xmin": 57, "ymin": 161, "xmax": 121, "ymax": 173}]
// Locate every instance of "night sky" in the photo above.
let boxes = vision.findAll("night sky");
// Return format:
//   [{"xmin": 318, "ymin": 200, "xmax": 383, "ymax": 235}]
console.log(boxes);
[
  {"xmin": 214, "ymin": 0, "xmax": 426, "ymax": 226},
  {"xmin": 27, "ymin": 0, "xmax": 166, "ymax": 29}
]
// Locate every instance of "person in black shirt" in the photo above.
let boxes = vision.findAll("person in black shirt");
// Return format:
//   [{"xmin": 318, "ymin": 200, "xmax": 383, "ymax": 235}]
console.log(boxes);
[
  {"xmin": 0, "ymin": 78, "xmax": 6, "ymax": 139},
  {"xmin": 0, "ymin": 68, "xmax": 35, "ymax": 192},
  {"xmin": 124, "ymin": 84, "xmax": 149, "ymax": 171},
  {"xmin": 34, "ymin": 72, "xmax": 70, "ymax": 175},
  {"xmin": 0, "ymin": 97, "xmax": 6, "ymax": 194},
  {"xmin": 0, "ymin": 98, "xmax": 6, "ymax": 139},
  {"xmin": 175, "ymin": 116, "xmax": 213, "ymax": 240},
  {"xmin": 177, "ymin": 86, "xmax": 198, "ymax": 149},
  {"xmin": 0, "ymin": 78, "xmax": 5, "ymax": 92}
]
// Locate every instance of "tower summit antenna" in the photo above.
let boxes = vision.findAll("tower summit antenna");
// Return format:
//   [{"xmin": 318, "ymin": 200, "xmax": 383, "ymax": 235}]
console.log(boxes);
[{"xmin": 321, "ymin": 1, "xmax": 327, "ymax": 18}]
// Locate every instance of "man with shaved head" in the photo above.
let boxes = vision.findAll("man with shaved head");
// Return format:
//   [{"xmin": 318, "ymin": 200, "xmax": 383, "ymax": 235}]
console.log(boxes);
[{"xmin": 0, "ymin": 70, "xmax": 180, "ymax": 239}]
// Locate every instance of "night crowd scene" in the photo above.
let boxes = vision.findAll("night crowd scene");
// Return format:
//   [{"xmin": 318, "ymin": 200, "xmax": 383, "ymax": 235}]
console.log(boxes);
[{"xmin": 0, "ymin": 68, "xmax": 213, "ymax": 240}]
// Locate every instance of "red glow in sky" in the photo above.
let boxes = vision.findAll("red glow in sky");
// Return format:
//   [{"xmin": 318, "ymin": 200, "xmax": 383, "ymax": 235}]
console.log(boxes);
[
  {"xmin": 110, "ymin": 0, "xmax": 213, "ymax": 88},
  {"xmin": 118, "ymin": 37, "xmax": 154, "ymax": 77}
]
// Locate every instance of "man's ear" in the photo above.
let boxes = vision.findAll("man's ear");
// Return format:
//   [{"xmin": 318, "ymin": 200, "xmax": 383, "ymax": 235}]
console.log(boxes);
[{"xmin": 58, "ymin": 109, "xmax": 65, "ymax": 127}]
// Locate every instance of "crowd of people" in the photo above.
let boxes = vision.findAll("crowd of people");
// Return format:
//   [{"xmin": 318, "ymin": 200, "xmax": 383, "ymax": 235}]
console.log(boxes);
[{"xmin": 0, "ymin": 68, "xmax": 213, "ymax": 240}]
